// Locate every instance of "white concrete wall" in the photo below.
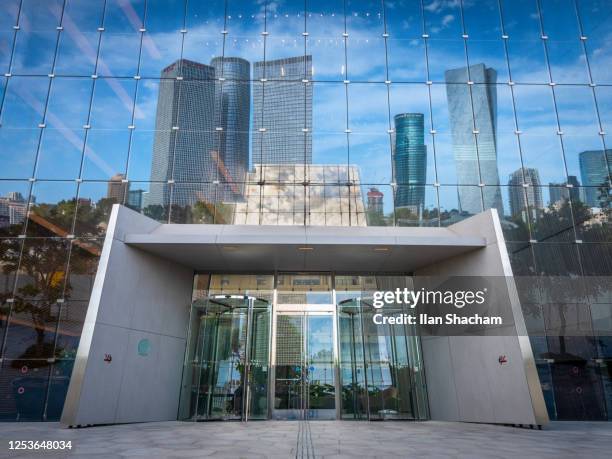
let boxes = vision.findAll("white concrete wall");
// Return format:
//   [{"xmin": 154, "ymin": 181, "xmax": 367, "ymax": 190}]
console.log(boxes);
[
  {"xmin": 61, "ymin": 205, "xmax": 194, "ymax": 426},
  {"xmin": 417, "ymin": 209, "xmax": 549, "ymax": 425}
]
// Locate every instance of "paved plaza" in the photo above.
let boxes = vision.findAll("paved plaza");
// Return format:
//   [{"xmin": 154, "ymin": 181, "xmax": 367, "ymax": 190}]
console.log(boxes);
[{"xmin": 0, "ymin": 420, "xmax": 611, "ymax": 458}]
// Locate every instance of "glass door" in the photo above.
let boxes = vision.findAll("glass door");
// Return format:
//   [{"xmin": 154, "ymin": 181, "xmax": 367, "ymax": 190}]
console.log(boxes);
[
  {"xmin": 179, "ymin": 296, "xmax": 271, "ymax": 421},
  {"xmin": 272, "ymin": 311, "xmax": 337, "ymax": 420}
]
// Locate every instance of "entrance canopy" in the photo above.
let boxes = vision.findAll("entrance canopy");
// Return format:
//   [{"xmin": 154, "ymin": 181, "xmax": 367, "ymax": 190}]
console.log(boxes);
[
  {"xmin": 61, "ymin": 205, "xmax": 548, "ymax": 428},
  {"xmin": 124, "ymin": 224, "xmax": 486, "ymax": 272}
]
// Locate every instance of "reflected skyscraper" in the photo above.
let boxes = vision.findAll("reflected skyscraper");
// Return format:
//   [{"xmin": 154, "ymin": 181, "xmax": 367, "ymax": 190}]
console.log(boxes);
[
  {"xmin": 579, "ymin": 149, "xmax": 612, "ymax": 207},
  {"xmin": 252, "ymin": 56, "xmax": 313, "ymax": 165},
  {"xmin": 367, "ymin": 187, "xmax": 384, "ymax": 217},
  {"xmin": 549, "ymin": 176, "xmax": 581, "ymax": 206},
  {"xmin": 211, "ymin": 57, "xmax": 251, "ymax": 197},
  {"xmin": 508, "ymin": 167, "xmax": 543, "ymax": 220},
  {"xmin": 445, "ymin": 63, "xmax": 503, "ymax": 216},
  {"xmin": 107, "ymin": 173, "xmax": 128, "ymax": 202},
  {"xmin": 147, "ymin": 59, "xmax": 217, "ymax": 208},
  {"xmin": 393, "ymin": 113, "xmax": 427, "ymax": 216}
]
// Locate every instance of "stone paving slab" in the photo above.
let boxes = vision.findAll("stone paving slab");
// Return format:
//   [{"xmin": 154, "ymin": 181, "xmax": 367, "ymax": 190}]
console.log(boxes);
[{"xmin": 0, "ymin": 420, "xmax": 610, "ymax": 458}]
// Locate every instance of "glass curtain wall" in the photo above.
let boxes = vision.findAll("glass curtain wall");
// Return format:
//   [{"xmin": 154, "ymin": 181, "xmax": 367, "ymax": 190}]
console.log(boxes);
[{"xmin": 0, "ymin": 0, "xmax": 610, "ymax": 422}]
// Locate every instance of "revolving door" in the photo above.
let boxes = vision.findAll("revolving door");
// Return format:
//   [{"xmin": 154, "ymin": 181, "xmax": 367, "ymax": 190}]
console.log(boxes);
[{"xmin": 179, "ymin": 296, "xmax": 271, "ymax": 421}]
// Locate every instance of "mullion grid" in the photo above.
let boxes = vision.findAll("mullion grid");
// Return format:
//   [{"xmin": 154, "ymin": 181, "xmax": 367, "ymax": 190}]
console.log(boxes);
[
  {"xmin": 571, "ymin": 0, "xmax": 611, "ymax": 188},
  {"xmin": 0, "ymin": 0, "xmax": 610, "ymax": 421},
  {"xmin": 1, "ymin": 0, "xmax": 83, "ymax": 422}
]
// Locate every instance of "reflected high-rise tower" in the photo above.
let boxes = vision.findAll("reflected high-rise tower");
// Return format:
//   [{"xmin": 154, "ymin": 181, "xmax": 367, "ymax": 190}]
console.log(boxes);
[
  {"xmin": 252, "ymin": 56, "xmax": 313, "ymax": 165},
  {"xmin": 579, "ymin": 149, "xmax": 612, "ymax": 207},
  {"xmin": 549, "ymin": 175, "xmax": 581, "ymax": 205},
  {"xmin": 508, "ymin": 167, "xmax": 543, "ymax": 220},
  {"xmin": 147, "ymin": 59, "xmax": 216, "ymax": 208},
  {"xmin": 211, "ymin": 57, "xmax": 251, "ymax": 197},
  {"xmin": 445, "ymin": 63, "xmax": 503, "ymax": 216},
  {"xmin": 393, "ymin": 113, "xmax": 427, "ymax": 216}
]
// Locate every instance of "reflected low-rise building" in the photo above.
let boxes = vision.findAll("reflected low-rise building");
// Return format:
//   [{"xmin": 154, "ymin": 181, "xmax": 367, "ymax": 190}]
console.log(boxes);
[{"xmin": 233, "ymin": 164, "xmax": 366, "ymax": 226}]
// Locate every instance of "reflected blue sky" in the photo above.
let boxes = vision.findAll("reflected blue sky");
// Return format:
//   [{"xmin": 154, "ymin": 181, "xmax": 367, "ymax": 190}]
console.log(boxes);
[{"xmin": 0, "ymin": 0, "xmax": 610, "ymax": 216}]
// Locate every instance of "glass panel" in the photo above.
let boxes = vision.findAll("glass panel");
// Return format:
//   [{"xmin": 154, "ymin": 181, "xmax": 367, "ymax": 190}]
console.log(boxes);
[
  {"xmin": 179, "ymin": 295, "xmax": 271, "ymax": 421},
  {"xmin": 45, "ymin": 359, "xmax": 74, "ymax": 420},
  {"xmin": 3, "ymin": 300, "xmax": 61, "ymax": 359},
  {"xmin": 306, "ymin": 315, "xmax": 335, "ymax": 419},
  {"xmin": 338, "ymin": 297, "xmax": 367, "ymax": 419},
  {"xmin": 138, "ymin": 0, "xmax": 184, "ymax": 78},
  {"xmin": 54, "ymin": 0, "xmax": 105, "ymax": 76},
  {"xmin": 26, "ymin": 181, "xmax": 78, "ymax": 237},
  {"xmin": 273, "ymin": 314, "xmax": 304, "ymax": 419},
  {"xmin": 0, "ymin": 359, "xmax": 51, "ymax": 421},
  {"xmin": 12, "ymin": 0, "xmax": 63, "ymax": 75},
  {"xmin": 0, "ymin": 2, "xmax": 17, "ymax": 73},
  {"xmin": 96, "ymin": 0, "xmax": 144, "ymax": 77},
  {"xmin": 276, "ymin": 273, "xmax": 332, "ymax": 305},
  {"xmin": 0, "ymin": 181, "xmax": 31, "ymax": 236}
]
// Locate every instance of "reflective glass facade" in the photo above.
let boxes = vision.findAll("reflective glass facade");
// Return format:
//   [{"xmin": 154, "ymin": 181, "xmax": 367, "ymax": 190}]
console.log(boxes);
[{"xmin": 0, "ymin": 0, "xmax": 611, "ymax": 422}]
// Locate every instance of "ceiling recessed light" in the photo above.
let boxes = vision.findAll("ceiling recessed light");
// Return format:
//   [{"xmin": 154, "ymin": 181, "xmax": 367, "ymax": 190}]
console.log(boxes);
[
  {"xmin": 374, "ymin": 247, "xmax": 389, "ymax": 252},
  {"xmin": 298, "ymin": 247, "xmax": 314, "ymax": 251}
]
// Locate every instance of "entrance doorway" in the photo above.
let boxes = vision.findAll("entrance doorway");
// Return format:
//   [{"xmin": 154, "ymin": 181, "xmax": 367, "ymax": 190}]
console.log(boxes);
[
  {"xmin": 179, "ymin": 273, "xmax": 429, "ymax": 422},
  {"xmin": 179, "ymin": 295, "xmax": 271, "ymax": 421},
  {"xmin": 272, "ymin": 311, "xmax": 337, "ymax": 420}
]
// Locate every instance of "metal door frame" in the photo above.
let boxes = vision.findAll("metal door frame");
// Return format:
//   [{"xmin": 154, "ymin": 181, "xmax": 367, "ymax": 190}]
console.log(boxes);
[
  {"xmin": 190, "ymin": 295, "xmax": 258, "ymax": 422},
  {"xmin": 270, "ymin": 303, "xmax": 339, "ymax": 420}
]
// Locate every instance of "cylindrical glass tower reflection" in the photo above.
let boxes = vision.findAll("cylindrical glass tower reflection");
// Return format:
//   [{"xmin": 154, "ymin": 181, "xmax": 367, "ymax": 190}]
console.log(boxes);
[
  {"xmin": 393, "ymin": 113, "xmax": 427, "ymax": 218},
  {"xmin": 211, "ymin": 57, "xmax": 251, "ymax": 199}
]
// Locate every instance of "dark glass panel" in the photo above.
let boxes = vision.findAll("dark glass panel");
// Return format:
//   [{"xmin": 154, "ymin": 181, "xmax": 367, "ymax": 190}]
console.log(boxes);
[
  {"xmin": 532, "ymin": 243, "xmax": 582, "ymax": 275},
  {"xmin": 4, "ymin": 300, "xmax": 61, "ymax": 359},
  {"xmin": 66, "ymin": 241, "xmax": 100, "ymax": 302},
  {"xmin": 54, "ymin": 301, "xmax": 86, "ymax": 359},
  {"xmin": 0, "ymin": 359, "xmax": 51, "ymax": 421},
  {"xmin": 45, "ymin": 359, "xmax": 74, "ymax": 420},
  {"xmin": 550, "ymin": 360, "xmax": 607, "ymax": 420},
  {"xmin": 536, "ymin": 362, "xmax": 557, "ymax": 420}
]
